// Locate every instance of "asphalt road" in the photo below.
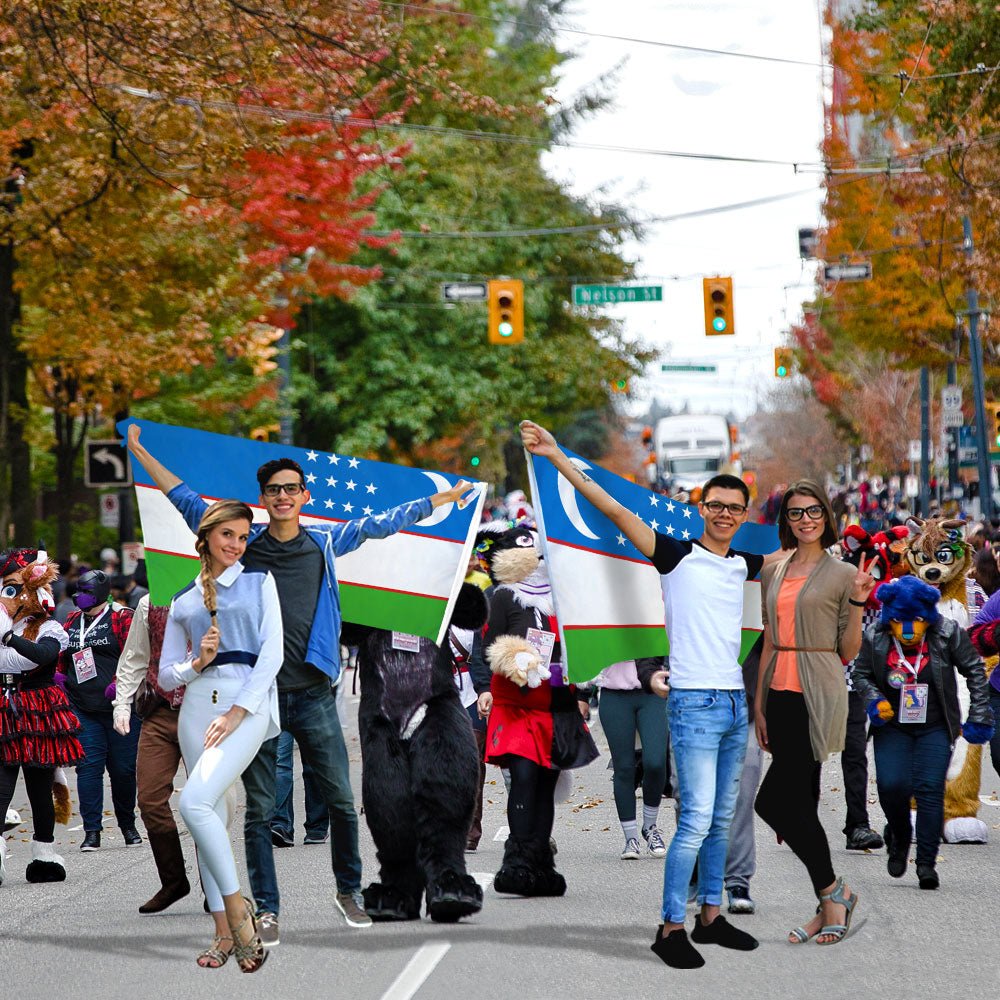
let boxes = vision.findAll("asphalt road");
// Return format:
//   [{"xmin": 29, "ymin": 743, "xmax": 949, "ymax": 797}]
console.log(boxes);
[{"xmin": 4, "ymin": 684, "xmax": 1000, "ymax": 1000}]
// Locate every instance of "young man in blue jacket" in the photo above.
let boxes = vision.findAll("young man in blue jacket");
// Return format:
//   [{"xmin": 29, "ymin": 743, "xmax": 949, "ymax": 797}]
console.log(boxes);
[{"xmin": 128, "ymin": 425, "xmax": 471, "ymax": 942}]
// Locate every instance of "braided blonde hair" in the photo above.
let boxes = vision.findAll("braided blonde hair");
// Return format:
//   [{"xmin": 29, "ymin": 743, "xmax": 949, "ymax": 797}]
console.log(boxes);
[{"xmin": 195, "ymin": 500, "xmax": 254, "ymax": 616}]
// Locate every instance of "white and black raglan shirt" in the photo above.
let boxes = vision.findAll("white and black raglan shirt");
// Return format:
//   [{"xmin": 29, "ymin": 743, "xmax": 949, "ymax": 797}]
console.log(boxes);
[{"xmin": 649, "ymin": 534, "xmax": 764, "ymax": 690}]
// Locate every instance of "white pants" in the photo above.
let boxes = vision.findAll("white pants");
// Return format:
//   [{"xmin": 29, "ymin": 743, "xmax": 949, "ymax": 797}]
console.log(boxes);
[{"xmin": 178, "ymin": 671, "xmax": 268, "ymax": 913}]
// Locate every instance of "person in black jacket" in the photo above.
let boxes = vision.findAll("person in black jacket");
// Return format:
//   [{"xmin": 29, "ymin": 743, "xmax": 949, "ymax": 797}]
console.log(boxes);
[{"xmin": 853, "ymin": 575, "xmax": 994, "ymax": 890}]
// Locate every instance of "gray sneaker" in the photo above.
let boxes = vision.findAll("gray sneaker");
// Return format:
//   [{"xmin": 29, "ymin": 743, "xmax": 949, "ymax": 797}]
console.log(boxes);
[
  {"xmin": 257, "ymin": 911, "xmax": 280, "ymax": 947},
  {"xmin": 642, "ymin": 825, "xmax": 667, "ymax": 858},
  {"xmin": 335, "ymin": 890, "xmax": 373, "ymax": 928},
  {"xmin": 620, "ymin": 837, "xmax": 642, "ymax": 860}
]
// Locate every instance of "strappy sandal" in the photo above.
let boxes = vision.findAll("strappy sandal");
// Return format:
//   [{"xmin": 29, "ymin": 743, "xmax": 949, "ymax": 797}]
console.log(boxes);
[
  {"xmin": 816, "ymin": 876, "xmax": 858, "ymax": 945},
  {"xmin": 230, "ymin": 897, "xmax": 269, "ymax": 973},
  {"xmin": 196, "ymin": 935, "xmax": 233, "ymax": 969},
  {"xmin": 788, "ymin": 904, "xmax": 821, "ymax": 944}
]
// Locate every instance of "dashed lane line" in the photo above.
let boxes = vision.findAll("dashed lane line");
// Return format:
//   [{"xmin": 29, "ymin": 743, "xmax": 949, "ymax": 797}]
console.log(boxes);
[{"xmin": 379, "ymin": 942, "xmax": 451, "ymax": 1000}]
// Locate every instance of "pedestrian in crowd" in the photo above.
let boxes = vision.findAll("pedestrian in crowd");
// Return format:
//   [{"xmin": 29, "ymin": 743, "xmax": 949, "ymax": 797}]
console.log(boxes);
[
  {"xmin": 520, "ymin": 419, "xmax": 772, "ymax": 970},
  {"xmin": 127, "ymin": 423, "xmax": 473, "ymax": 941},
  {"xmin": 61, "ymin": 570, "xmax": 142, "ymax": 852},
  {"xmin": 966, "ymin": 559, "xmax": 1000, "ymax": 782},
  {"xmin": 595, "ymin": 658, "xmax": 668, "ymax": 862},
  {"xmin": 112, "ymin": 594, "xmax": 192, "ymax": 913},
  {"xmin": 270, "ymin": 729, "xmax": 329, "ymax": 847},
  {"xmin": 856, "ymin": 575, "xmax": 993, "ymax": 890},
  {"xmin": 159, "ymin": 500, "xmax": 280, "ymax": 972},
  {"xmin": 965, "ymin": 538, "xmax": 995, "ymax": 619},
  {"xmin": 54, "ymin": 580, "xmax": 78, "ymax": 625},
  {"xmin": 110, "ymin": 573, "xmax": 150, "ymax": 612},
  {"xmin": 0, "ymin": 548, "xmax": 81, "ymax": 886},
  {"xmin": 754, "ymin": 480, "xmax": 873, "ymax": 946}
]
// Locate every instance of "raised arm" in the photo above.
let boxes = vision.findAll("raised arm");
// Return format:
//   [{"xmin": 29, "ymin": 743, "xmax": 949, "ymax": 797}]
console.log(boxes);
[
  {"xmin": 127, "ymin": 424, "xmax": 182, "ymax": 495},
  {"xmin": 520, "ymin": 420, "xmax": 655, "ymax": 558}
]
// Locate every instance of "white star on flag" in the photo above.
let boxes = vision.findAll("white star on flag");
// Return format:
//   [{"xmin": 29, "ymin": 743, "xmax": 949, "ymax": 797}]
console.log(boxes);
[
  {"xmin": 366, "ymin": 483, "xmax": 377, "ymax": 494},
  {"xmin": 682, "ymin": 507, "xmax": 692, "ymax": 519},
  {"xmin": 305, "ymin": 472, "xmax": 317, "ymax": 484},
  {"xmin": 304, "ymin": 497, "xmax": 315, "ymax": 506},
  {"xmin": 665, "ymin": 501, "xmax": 675, "ymax": 513},
  {"xmin": 362, "ymin": 506, "xmax": 374, "ymax": 516},
  {"xmin": 327, "ymin": 454, "xmax": 339, "ymax": 465},
  {"xmin": 616, "ymin": 533, "xmax": 626, "ymax": 546},
  {"xmin": 681, "ymin": 529, "xmax": 690, "ymax": 539},
  {"xmin": 666, "ymin": 524, "xmax": 675, "ymax": 535},
  {"xmin": 346, "ymin": 480, "xmax": 357, "ymax": 491},
  {"xmin": 343, "ymin": 502, "xmax": 354, "ymax": 513},
  {"xmin": 326, "ymin": 476, "xmax": 337, "ymax": 487},
  {"xmin": 650, "ymin": 520, "xmax": 659, "ymax": 531},
  {"xmin": 348, "ymin": 457, "xmax": 360, "ymax": 469},
  {"xmin": 649, "ymin": 496, "xmax": 659, "ymax": 507},
  {"xmin": 306, "ymin": 450, "xmax": 318, "ymax": 461},
  {"xmin": 324, "ymin": 499, "xmax": 335, "ymax": 509}
]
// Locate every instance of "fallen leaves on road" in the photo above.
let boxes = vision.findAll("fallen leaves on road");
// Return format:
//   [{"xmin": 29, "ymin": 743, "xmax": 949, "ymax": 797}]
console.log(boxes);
[{"xmin": 571, "ymin": 797, "xmax": 603, "ymax": 813}]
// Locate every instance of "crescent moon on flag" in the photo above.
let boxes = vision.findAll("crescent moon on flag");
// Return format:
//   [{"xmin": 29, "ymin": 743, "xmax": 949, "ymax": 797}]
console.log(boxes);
[
  {"xmin": 421, "ymin": 471, "xmax": 455, "ymax": 526},
  {"xmin": 557, "ymin": 460, "xmax": 600, "ymax": 540}
]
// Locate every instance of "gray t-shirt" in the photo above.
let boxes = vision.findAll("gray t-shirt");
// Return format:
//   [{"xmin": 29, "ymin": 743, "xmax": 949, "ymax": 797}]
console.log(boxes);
[{"xmin": 244, "ymin": 528, "xmax": 326, "ymax": 691}]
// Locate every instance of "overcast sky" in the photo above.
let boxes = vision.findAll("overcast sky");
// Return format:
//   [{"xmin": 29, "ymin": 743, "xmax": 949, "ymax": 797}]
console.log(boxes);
[{"xmin": 544, "ymin": 0, "xmax": 827, "ymax": 420}]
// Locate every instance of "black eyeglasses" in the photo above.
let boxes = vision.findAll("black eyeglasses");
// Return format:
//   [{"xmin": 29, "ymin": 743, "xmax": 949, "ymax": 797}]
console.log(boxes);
[
  {"xmin": 786, "ymin": 504, "xmax": 825, "ymax": 521},
  {"xmin": 702, "ymin": 500, "xmax": 748, "ymax": 516},
  {"xmin": 262, "ymin": 482, "xmax": 305, "ymax": 497}
]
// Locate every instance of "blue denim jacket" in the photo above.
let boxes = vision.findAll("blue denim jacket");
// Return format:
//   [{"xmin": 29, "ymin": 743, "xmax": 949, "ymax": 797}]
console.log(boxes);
[{"xmin": 167, "ymin": 482, "xmax": 432, "ymax": 683}]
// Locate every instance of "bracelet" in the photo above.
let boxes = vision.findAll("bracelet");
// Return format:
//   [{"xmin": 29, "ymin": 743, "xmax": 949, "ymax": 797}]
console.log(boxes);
[
  {"xmin": 1, "ymin": 629, "xmax": 13, "ymax": 646},
  {"xmin": 848, "ymin": 598, "xmax": 867, "ymax": 607}
]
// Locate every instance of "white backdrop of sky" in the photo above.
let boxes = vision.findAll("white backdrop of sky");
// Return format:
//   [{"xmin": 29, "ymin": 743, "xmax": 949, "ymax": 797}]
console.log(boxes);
[{"xmin": 543, "ymin": 0, "xmax": 828, "ymax": 420}]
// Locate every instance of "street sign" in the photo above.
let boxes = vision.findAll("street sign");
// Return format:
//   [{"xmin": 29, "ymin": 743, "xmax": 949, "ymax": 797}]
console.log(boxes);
[
  {"xmin": 85, "ymin": 440, "xmax": 132, "ymax": 488},
  {"xmin": 573, "ymin": 284, "xmax": 663, "ymax": 305},
  {"xmin": 942, "ymin": 408, "xmax": 963, "ymax": 428},
  {"xmin": 823, "ymin": 261, "xmax": 872, "ymax": 282},
  {"xmin": 904, "ymin": 474, "xmax": 919, "ymax": 498},
  {"xmin": 908, "ymin": 439, "xmax": 922, "ymax": 462},
  {"xmin": 441, "ymin": 282, "xmax": 488, "ymax": 302},
  {"xmin": 859, "ymin": 444, "xmax": 874, "ymax": 462},
  {"xmin": 959, "ymin": 425, "xmax": 978, "ymax": 467},
  {"xmin": 941, "ymin": 386, "xmax": 962, "ymax": 410},
  {"xmin": 660, "ymin": 363, "xmax": 718, "ymax": 373},
  {"xmin": 122, "ymin": 542, "xmax": 144, "ymax": 575},
  {"xmin": 99, "ymin": 493, "xmax": 120, "ymax": 529}
]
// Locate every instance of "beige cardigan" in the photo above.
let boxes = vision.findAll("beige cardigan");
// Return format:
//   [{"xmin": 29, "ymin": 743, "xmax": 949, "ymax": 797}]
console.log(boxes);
[{"xmin": 760, "ymin": 552, "xmax": 856, "ymax": 761}]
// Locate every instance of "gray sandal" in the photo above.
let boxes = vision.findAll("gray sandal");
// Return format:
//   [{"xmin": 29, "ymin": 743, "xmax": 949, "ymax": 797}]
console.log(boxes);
[
  {"xmin": 788, "ymin": 904, "xmax": 821, "ymax": 944},
  {"xmin": 816, "ymin": 877, "xmax": 858, "ymax": 945}
]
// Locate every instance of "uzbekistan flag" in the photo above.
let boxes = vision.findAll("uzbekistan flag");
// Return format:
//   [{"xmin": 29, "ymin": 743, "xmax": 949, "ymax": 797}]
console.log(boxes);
[
  {"xmin": 119, "ymin": 419, "xmax": 487, "ymax": 644},
  {"xmin": 526, "ymin": 446, "xmax": 778, "ymax": 682}
]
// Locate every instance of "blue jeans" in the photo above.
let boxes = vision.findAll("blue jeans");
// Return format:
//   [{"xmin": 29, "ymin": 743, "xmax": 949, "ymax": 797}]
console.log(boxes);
[
  {"xmin": 242, "ymin": 684, "xmax": 360, "ymax": 915},
  {"xmin": 661, "ymin": 689, "xmax": 747, "ymax": 923},
  {"xmin": 74, "ymin": 708, "xmax": 141, "ymax": 833},
  {"xmin": 271, "ymin": 728, "xmax": 330, "ymax": 841},
  {"xmin": 873, "ymin": 723, "xmax": 952, "ymax": 866}
]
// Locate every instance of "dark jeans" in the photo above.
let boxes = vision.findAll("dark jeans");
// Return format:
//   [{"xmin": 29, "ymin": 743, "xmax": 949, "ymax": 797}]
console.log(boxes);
[
  {"xmin": 755, "ymin": 690, "xmax": 835, "ymax": 894},
  {"xmin": 873, "ymin": 723, "xmax": 952, "ymax": 866},
  {"xmin": 242, "ymin": 683, "xmax": 360, "ymax": 915},
  {"xmin": 988, "ymin": 688, "xmax": 1000, "ymax": 782},
  {"xmin": 599, "ymin": 688, "xmax": 668, "ymax": 823},
  {"xmin": 841, "ymin": 688, "xmax": 872, "ymax": 834},
  {"xmin": 75, "ymin": 707, "xmax": 141, "ymax": 833},
  {"xmin": 271, "ymin": 728, "xmax": 330, "ymax": 841}
]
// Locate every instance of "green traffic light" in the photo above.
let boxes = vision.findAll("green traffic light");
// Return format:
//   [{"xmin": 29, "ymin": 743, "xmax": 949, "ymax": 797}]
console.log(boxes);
[
  {"xmin": 776, "ymin": 365, "xmax": 788, "ymax": 377},
  {"xmin": 498, "ymin": 321, "xmax": 514, "ymax": 338},
  {"xmin": 470, "ymin": 456, "xmax": 481, "ymax": 467},
  {"xmin": 712, "ymin": 317, "xmax": 727, "ymax": 332}
]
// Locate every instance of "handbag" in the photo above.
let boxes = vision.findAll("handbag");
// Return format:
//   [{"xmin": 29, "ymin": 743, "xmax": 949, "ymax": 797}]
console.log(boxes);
[{"xmin": 133, "ymin": 676, "xmax": 165, "ymax": 720}]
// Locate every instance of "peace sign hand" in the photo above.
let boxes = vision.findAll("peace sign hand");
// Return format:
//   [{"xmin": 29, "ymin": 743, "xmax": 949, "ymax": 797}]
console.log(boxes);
[{"xmin": 851, "ymin": 556, "xmax": 877, "ymax": 604}]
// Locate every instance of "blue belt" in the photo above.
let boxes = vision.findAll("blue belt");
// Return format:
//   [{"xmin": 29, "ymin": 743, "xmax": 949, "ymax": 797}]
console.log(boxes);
[{"xmin": 212, "ymin": 651, "xmax": 259, "ymax": 668}]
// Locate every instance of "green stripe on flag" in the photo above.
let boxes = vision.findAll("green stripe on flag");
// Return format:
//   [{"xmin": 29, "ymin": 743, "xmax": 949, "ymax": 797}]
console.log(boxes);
[
  {"xmin": 563, "ymin": 626, "xmax": 763, "ymax": 683},
  {"xmin": 145, "ymin": 550, "xmax": 446, "ymax": 638}
]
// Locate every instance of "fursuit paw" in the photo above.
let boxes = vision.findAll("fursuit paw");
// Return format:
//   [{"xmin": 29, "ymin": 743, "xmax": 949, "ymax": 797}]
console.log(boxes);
[
  {"xmin": 426, "ymin": 871, "xmax": 483, "ymax": 923},
  {"xmin": 866, "ymin": 698, "xmax": 893, "ymax": 726},
  {"xmin": 361, "ymin": 882, "xmax": 421, "ymax": 921},
  {"xmin": 487, "ymin": 636, "xmax": 543, "ymax": 688}
]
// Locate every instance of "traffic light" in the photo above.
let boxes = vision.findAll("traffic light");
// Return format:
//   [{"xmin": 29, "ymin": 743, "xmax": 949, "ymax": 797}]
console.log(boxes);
[
  {"xmin": 469, "ymin": 455, "xmax": 481, "ymax": 469},
  {"xmin": 703, "ymin": 276, "xmax": 734, "ymax": 336},
  {"xmin": 774, "ymin": 347, "xmax": 793, "ymax": 378},
  {"xmin": 611, "ymin": 377, "xmax": 630, "ymax": 394},
  {"xmin": 986, "ymin": 401, "xmax": 1000, "ymax": 448},
  {"xmin": 488, "ymin": 278, "xmax": 524, "ymax": 344}
]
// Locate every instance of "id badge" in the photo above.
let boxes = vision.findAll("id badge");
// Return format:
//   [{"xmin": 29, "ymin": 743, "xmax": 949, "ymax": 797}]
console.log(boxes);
[
  {"xmin": 391, "ymin": 632, "xmax": 421, "ymax": 653},
  {"xmin": 72, "ymin": 647, "xmax": 98, "ymax": 683},
  {"xmin": 525, "ymin": 628, "xmax": 556, "ymax": 670},
  {"xmin": 899, "ymin": 683, "xmax": 929, "ymax": 724}
]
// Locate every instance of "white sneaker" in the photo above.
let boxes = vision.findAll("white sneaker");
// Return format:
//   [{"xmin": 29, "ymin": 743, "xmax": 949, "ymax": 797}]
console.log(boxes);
[{"xmin": 620, "ymin": 837, "xmax": 642, "ymax": 860}]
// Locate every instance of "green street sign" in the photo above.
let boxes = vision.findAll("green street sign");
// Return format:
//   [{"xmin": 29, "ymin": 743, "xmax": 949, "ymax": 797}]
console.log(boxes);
[
  {"xmin": 661, "ymin": 363, "xmax": 717, "ymax": 373},
  {"xmin": 572, "ymin": 284, "xmax": 663, "ymax": 305}
]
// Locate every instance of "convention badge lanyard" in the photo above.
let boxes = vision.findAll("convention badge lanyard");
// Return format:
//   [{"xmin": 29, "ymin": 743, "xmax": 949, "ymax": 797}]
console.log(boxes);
[
  {"xmin": 78, "ymin": 605, "xmax": 110, "ymax": 646},
  {"xmin": 72, "ymin": 605, "xmax": 109, "ymax": 683},
  {"xmin": 889, "ymin": 635, "xmax": 929, "ymax": 724}
]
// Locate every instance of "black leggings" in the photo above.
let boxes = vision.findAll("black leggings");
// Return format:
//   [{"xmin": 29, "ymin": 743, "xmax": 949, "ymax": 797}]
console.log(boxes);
[
  {"xmin": 506, "ymin": 756, "xmax": 560, "ymax": 842},
  {"xmin": 754, "ymin": 690, "xmax": 836, "ymax": 894},
  {"xmin": 0, "ymin": 764, "xmax": 55, "ymax": 842}
]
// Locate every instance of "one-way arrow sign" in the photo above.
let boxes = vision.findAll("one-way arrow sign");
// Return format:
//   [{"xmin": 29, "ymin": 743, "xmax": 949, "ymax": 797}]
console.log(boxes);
[
  {"xmin": 823, "ymin": 261, "xmax": 872, "ymax": 282},
  {"xmin": 441, "ymin": 282, "xmax": 488, "ymax": 302},
  {"xmin": 85, "ymin": 440, "xmax": 132, "ymax": 488}
]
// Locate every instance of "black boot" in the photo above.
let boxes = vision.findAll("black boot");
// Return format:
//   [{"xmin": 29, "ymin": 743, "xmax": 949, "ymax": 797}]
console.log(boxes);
[
  {"xmin": 362, "ymin": 882, "xmax": 422, "ymax": 921},
  {"xmin": 426, "ymin": 870, "xmax": 483, "ymax": 923},
  {"xmin": 139, "ymin": 831, "xmax": 191, "ymax": 913},
  {"xmin": 884, "ymin": 824, "xmax": 909, "ymax": 879},
  {"xmin": 493, "ymin": 836, "xmax": 537, "ymax": 896},
  {"xmin": 527, "ymin": 837, "xmax": 566, "ymax": 897}
]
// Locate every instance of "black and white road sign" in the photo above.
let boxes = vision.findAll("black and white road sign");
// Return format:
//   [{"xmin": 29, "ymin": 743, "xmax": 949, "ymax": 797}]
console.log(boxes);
[
  {"xmin": 85, "ymin": 440, "xmax": 132, "ymax": 488},
  {"xmin": 441, "ymin": 282, "xmax": 488, "ymax": 302},
  {"xmin": 823, "ymin": 261, "xmax": 872, "ymax": 282}
]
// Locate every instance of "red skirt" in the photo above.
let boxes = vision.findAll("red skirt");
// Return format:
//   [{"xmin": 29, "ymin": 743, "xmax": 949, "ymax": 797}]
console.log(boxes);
[
  {"xmin": 0, "ymin": 682, "xmax": 85, "ymax": 768},
  {"xmin": 485, "ymin": 675, "xmax": 598, "ymax": 771}
]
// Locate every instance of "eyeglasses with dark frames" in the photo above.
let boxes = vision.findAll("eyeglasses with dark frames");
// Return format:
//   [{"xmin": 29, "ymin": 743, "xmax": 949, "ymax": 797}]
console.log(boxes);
[
  {"xmin": 786, "ymin": 504, "xmax": 825, "ymax": 521},
  {"xmin": 702, "ymin": 500, "xmax": 748, "ymax": 516},
  {"xmin": 262, "ymin": 482, "xmax": 305, "ymax": 497}
]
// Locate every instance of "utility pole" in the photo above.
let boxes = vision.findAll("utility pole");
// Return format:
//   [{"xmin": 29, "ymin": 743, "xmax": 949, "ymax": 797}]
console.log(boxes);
[
  {"xmin": 946, "ymin": 356, "xmax": 959, "ymax": 502},
  {"xmin": 919, "ymin": 366, "xmax": 930, "ymax": 516},
  {"xmin": 964, "ymin": 216, "xmax": 993, "ymax": 521}
]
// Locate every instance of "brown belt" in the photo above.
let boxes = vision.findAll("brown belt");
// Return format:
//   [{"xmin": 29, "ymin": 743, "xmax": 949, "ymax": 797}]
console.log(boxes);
[{"xmin": 773, "ymin": 645, "xmax": 836, "ymax": 653}]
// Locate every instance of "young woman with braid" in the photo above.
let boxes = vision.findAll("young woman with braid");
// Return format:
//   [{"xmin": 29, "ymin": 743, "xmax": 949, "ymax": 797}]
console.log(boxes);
[{"xmin": 159, "ymin": 500, "xmax": 283, "ymax": 973}]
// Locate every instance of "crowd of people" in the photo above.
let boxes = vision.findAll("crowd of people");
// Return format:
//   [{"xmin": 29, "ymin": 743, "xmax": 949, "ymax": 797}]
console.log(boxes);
[{"xmin": 2, "ymin": 418, "xmax": 999, "ymax": 975}]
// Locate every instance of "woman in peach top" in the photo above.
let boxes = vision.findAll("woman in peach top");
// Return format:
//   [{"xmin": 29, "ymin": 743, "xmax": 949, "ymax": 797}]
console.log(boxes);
[{"xmin": 754, "ymin": 480, "xmax": 875, "ymax": 947}]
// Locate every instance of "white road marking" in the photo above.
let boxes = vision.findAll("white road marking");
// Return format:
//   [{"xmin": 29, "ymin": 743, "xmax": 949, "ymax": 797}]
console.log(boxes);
[
  {"xmin": 67, "ymin": 824, "xmax": 83, "ymax": 832},
  {"xmin": 978, "ymin": 795, "xmax": 1000, "ymax": 807},
  {"xmin": 470, "ymin": 872, "xmax": 494, "ymax": 890},
  {"xmin": 492, "ymin": 825, "xmax": 509, "ymax": 842},
  {"xmin": 379, "ymin": 942, "xmax": 451, "ymax": 1000}
]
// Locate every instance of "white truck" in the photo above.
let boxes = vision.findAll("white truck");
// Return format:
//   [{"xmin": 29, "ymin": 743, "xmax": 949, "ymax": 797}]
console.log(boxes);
[{"xmin": 653, "ymin": 414, "xmax": 735, "ymax": 493}]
